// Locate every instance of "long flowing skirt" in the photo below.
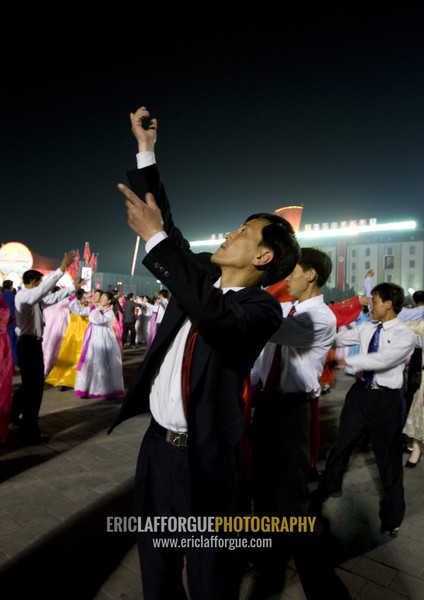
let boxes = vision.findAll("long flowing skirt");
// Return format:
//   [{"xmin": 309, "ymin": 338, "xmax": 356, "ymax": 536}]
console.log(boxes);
[
  {"xmin": 45, "ymin": 313, "xmax": 89, "ymax": 388},
  {"xmin": 74, "ymin": 325, "xmax": 125, "ymax": 399},
  {"xmin": 0, "ymin": 333, "xmax": 13, "ymax": 442}
]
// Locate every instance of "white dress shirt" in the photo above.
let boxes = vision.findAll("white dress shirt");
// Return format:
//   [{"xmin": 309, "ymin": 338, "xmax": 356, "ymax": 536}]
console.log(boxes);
[
  {"xmin": 337, "ymin": 318, "xmax": 416, "ymax": 389},
  {"xmin": 252, "ymin": 295, "xmax": 336, "ymax": 398},
  {"xmin": 145, "ymin": 220, "xmax": 244, "ymax": 432},
  {"xmin": 15, "ymin": 269, "xmax": 76, "ymax": 339},
  {"xmin": 155, "ymin": 298, "xmax": 169, "ymax": 324}
]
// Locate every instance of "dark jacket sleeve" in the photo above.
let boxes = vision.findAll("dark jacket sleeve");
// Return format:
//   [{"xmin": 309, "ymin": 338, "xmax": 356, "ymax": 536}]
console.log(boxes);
[
  {"xmin": 127, "ymin": 165, "xmax": 192, "ymax": 253},
  {"xmin": 127, "ymin": 165, "xmax": 216, "ymax": 272}
]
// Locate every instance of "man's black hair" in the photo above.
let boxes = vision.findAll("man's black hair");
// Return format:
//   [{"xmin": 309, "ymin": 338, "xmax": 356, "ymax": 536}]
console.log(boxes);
[
  {"xmin": 298, "ymin": 247, "xmax": 332, "ymax": 288},
  {"xmin": 372, "ymin": 282, "xmax": 405, "ymax": 314},
  {"xmin": 22, "ymin": 269, "xmax": 44, "ymax": 285},
  {"xmin": 245, "ymin": 212, "xmax": 300, "ymax": 286},
  {"xmin": 412, "ymin": 290, "xmax": 424, "ymax": 305}
]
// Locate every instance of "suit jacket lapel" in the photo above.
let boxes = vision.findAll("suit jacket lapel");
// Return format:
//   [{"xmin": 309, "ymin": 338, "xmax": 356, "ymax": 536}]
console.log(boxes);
[{"xmin": 189, "ymin": 332, "xmax": 212, "ymax": 398}]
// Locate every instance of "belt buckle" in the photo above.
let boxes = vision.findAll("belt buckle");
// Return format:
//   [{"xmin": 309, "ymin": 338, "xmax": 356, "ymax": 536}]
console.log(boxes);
[
  {"xmin": 166, "ymin": 430, "xmax": 188, "ymax": 447},
  {"xmin": 367, "ymin": 381, "xmax": 380, "ymax": 390}
]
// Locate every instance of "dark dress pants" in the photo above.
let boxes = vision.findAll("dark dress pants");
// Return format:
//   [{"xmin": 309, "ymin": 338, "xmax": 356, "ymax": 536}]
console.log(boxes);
[
  {"xmin": 122, "ymin": 321, "xmax": 136, "ymax": 346},
  {"xmin": 12, "ymin": 336, "xmax": 45, "ymax": 437},
  {"xmin": 251, "ymin": 392, "xmax": 351, "ymax": 600},
  {"xmin": 134, "ymin": 423, "xmax": 240, "ymax": 600},
  {"xmin": 317, "ymin": 380, "xmax": 405, "ymax": 531}
]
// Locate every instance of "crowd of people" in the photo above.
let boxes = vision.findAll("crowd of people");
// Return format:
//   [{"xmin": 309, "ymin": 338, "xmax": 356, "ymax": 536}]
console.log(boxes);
[
  {"xmin": 0, "ymin": 104, "xmax": 423, "ymax": 599},
  {"xmin": 0, "ymin": 270, "xmax": 169, "ymax": 444}
]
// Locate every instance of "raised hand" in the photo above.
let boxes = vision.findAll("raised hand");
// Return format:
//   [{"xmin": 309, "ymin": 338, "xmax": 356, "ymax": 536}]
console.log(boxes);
[
  {"xmin": 118, "ymin": 183, "xmax": 164, "ymax": 242},
  {"xmin": 60, "ymin": 250, "xmax": 77, "ymax": 272},
  {"xmin": 74, "ymin": 277, "xmax": 87, "ymax": 288},
  {"xmin": 130, "ymin": 105, "xmax": 157, "ymax": 153}
]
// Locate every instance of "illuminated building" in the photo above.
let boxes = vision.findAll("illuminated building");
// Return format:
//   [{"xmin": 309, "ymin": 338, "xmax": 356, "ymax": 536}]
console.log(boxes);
[{"xmin": 2, "ymin": 212, "xmax": 422, "ymax": 296}]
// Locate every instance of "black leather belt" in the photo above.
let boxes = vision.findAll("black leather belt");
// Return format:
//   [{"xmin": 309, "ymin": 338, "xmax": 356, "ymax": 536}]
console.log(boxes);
[{"xmin": 153, "ymin": 420, "xmax": 189, "ymax": 447}]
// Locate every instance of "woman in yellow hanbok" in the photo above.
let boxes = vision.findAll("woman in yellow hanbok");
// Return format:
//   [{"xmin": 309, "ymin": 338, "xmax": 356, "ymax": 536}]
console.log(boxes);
[{"xmin": 45, "ymin": 289, "xmax": 90, "ymax": 389}]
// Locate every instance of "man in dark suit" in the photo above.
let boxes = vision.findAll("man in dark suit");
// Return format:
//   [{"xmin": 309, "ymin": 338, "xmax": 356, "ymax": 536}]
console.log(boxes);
[
  {"xmin": 121, "ymin": 292, "xmax": 142, "ymax": 347},
  {"xmin": 108, "ymin": 106, "xmax": 300, "ymax": 600}
]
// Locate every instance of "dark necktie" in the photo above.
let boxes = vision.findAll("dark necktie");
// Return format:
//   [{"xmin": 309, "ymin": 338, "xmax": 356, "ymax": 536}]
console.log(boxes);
[
  {"xmin": 363, "ymin": 323, "xmax": 383, "ymax": 385},
  {"xmin": 181, "ymin": 325, "xmax": 198, "ymax": 418},
  {"xmin": 262, "ymin": 304, "xmax": 297, "ymax": 397}
]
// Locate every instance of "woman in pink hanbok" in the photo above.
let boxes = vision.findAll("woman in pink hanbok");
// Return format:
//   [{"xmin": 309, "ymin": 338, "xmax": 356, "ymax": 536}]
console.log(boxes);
[
  {"xmin": 74, "ymin": 291, "xmax": 125, "ymax": 399},
  {"xmin": 42, "ymin": 289, "xmax": 71, "ymax": 377},
  {"xmin": 0, "ymin": 294, "xmax": 13, "ymax": 443}
]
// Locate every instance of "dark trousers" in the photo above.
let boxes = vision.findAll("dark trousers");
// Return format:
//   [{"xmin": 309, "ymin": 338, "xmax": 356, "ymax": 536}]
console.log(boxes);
[
  {"xmin": 12, "ymin": 336, "xmax": 45, "ymax": 436},
  {"xmin": 134, "ymin": 422, "xmax": 240, "ymax": 600},
  {"xmin": 251, "ymin": 392, "xmax": 351, "ymax": 600},
  {"xmin": 252, "ymin": 392, "xmax": 312, "ymax": 516},
  {"xmin": 122, "ymin": 321, "xmax": 136, "ymax": 346},
  {"xmin": 317, "ymin": 380, "xmax": 405, "ymax": 530}
]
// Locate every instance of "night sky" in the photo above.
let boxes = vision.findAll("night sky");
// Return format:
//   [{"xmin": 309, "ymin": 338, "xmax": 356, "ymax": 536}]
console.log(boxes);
[{"xmin": 1, "ymin": 8, "xmax": 423, "ymax": 274}]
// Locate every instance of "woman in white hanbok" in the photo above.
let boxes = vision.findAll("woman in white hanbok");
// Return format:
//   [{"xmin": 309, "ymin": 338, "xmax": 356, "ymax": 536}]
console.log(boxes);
[{"xmin": 74, "ymin": 291, "xmax": 125, "ymax": 399}]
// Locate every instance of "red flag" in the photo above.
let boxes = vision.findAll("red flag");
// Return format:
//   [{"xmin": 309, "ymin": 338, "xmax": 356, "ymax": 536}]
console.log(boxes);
[
  {"xmin": 93, "ymin": 254, "xmax": 98, "ymax": 271},
  {"xmin": 266, "ymin": 279, "xmax": 294, "ymax": 303},
  {"xmin": 68, "ymin": 266, "xmax": 79, "ymax": 280},
  {"xmin": 88, "ymin": 253, "xmax": 96, "ymax": 269},
  {"xmin": 73, "ymin": 249, "xmax": 80, "ymax": 271},
  {"xmin": 83, "ymin": 242, "xmax": 91, "ymax": 263}
]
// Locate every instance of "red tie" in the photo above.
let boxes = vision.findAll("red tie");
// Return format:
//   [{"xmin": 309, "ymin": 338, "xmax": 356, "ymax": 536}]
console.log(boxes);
[
  {"xmin": 181, "ymin": 325, "xmax": 198, "ymax": 418},
  {"xmin": 287, "ymin": 304, "xmax": 297, "ymax": 318},
  {"xmin": 262, "ymin": 304, "xmax": 296, "ymax": 397}
]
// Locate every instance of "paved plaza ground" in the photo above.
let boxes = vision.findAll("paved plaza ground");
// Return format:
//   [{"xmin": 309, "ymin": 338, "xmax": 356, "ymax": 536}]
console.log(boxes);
[{"xmin": 1, "ymin": 347, "xmax": 423, "ymax": 599}]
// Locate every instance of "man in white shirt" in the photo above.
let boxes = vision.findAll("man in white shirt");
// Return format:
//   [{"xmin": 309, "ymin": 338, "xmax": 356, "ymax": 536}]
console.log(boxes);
[
  {"xmin": 312, "ymin": 282, "xmax": 416, "ymax": 536},
  {"xmin": 154, "ymin": 289, "xmax": 169, "ymax": 328},
  {"xmin": 398, "ymin": 289, "xmax": 424, "ymax": 322},
  {"xmin": 249, "ymin": 248, "xmax": 351, "ymax": 600},
  {"xmin": 363, "ymin": 269, "xmax": 375, "ymax": 298},
  {"xmin": 11, "ymin": 251, "xmax": 83, "ymax": 444}
]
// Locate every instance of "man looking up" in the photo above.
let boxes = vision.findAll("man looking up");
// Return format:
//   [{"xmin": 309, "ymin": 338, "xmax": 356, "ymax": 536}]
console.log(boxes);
[{"xmin": 109, "ymin": 105, "xmax": 300, "ymax": 600}]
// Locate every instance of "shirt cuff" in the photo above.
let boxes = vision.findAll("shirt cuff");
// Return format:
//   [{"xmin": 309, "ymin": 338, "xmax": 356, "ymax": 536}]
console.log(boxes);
[
  {"xmin": 136, "ymin": 151, "xmax": 156, "ymax": 169},
  {"xmin": 145, "ymin": 231, "xmax": 168, "ymax": 253}
]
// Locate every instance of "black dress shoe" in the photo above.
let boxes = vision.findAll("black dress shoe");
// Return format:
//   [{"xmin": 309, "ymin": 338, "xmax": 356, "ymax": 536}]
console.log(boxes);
[
  {"xmin": 380, "ymin": 524, "xmax": 400, "ymax": 536},
  {"xmin": 20, "ymin": 433, "xmax": 50, "ymax": 445},
  {"xmin": 405, "ymin": 452, "xmax": 421, "ymax": 468},
  {"xmin": 246, "ymin": 570, "xmax": 285, "ymax": 600}
]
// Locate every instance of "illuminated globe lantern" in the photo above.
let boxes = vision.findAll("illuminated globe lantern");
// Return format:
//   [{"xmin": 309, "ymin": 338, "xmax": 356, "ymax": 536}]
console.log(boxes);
[{"xmin": 0, "ymin": 242, "xmax": 34, "ymax": 287}]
